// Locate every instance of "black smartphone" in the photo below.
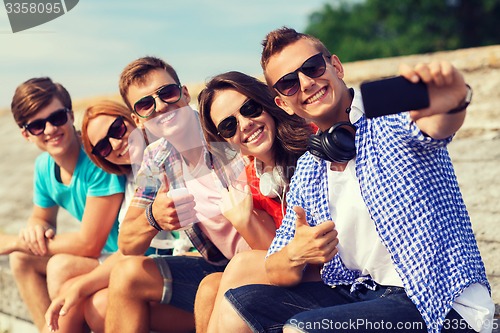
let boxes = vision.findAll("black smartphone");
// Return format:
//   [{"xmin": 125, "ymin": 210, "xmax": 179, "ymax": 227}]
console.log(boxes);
[{"xmin": 360, "ymin": 76, "xmax": 430, "ymax": 118}]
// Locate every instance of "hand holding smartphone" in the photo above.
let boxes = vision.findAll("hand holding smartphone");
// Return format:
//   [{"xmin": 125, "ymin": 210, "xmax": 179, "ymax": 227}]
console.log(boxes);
[{"xmin": 360, "ymin": 76, "xmax": 430, "ymax": 118}]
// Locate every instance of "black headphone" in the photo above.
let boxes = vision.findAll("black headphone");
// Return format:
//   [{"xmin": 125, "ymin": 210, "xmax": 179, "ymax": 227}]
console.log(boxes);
[
  {"xmin": 307, "ymin": 87, "xmax": 357, "ymax": 163},
  {"xmin": 307, "ymin": 122, "xmax": 356, "ymax": 163}
]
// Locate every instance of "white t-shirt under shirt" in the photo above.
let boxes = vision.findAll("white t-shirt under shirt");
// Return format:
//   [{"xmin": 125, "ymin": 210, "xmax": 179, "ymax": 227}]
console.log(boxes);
[{"xmin": 327, "ymin": 159, "xmax": 493, "ymax": 333}]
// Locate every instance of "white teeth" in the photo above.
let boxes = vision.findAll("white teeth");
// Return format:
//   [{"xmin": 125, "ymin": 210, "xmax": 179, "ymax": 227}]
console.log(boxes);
[
  {"xmin": 246, "ymin": 128, "xmax": 263, "ymax": 143},
  {"xmin": 305, "ymin": 87, "xmax": 326, "ymax": 104},
  {"xmin": 160, "ymin": 111, "xmax": 176, "ymax": 123},
  {"xmin": 119, "ymin": 145, "xmax": 129, "ymax": 157},
  {"xmin": 48, "ymin": 135, "xmax": 62, "ymax": 143}
]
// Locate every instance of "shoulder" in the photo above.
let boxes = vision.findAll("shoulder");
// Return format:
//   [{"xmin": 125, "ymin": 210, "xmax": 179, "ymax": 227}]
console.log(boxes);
[{"xmin": 34, "ymin": 151, "xmax": 52, "ymax": 166}]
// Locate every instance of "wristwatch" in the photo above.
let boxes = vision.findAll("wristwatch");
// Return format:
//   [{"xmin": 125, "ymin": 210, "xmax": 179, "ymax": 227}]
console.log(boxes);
[{"xmin": 447, "ymin": 84, "xmax": 473, "ymax": 114}]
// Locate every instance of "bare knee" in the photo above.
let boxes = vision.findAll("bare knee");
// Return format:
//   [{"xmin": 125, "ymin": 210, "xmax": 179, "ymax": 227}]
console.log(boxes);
[
  {"xmin": 46, "ymin": 254, "xmax": 78, "ymax": 298},
  {"xmin": 195, "ymin": 273, "xmax": 222, "ymax": 332},
  {"xmin": 9, "ymin": 251, "xmax": 34, "ymax": 276},
  {"xmin": 218, "ymin": 297, "xmax": 252, "ymax": 333},
  {"xmin": 197, "ymin": 272, "xmax": 222, "ymax": 300},
  {"xmin": 84, "ymin": 289, "xmax": 108, "ymax": 333},
  {"xmin": 108, "ymin": 256, "xmax": 158, "ymax": 298}
]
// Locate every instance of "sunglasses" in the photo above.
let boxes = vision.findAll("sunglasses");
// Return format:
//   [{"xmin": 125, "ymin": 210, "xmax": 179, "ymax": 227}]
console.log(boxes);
[
  {"xmin": 217, "ymin": 99, "xmax": 263, "ymax": 139},
  {"xmin": 273, "ymin": 53, "xmax": 328, "ymax": 96},
  {"xmin": 91, "ymin": 116, "xmax": 127, "ymax": 158},
  {"xmin": 133, "ymin": 83, "xmax": 182, "ymax": 118},
  {"xmin": 23, "ymin": 108, "xmax": 70, "ymax": 136}
]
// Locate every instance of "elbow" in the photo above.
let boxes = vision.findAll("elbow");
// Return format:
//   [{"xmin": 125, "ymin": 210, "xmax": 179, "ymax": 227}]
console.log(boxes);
[
  {"xmin": 80, "ymin": 244, "xmax": 103, "ymax": 259},
  {"xmin": 118, "ymin": 240, "xmax": 133, "ymax": 256}
]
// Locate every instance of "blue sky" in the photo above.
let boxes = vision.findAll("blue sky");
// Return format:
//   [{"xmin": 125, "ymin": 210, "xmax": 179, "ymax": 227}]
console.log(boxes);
[{"xmin": 0, "ymin": 0, "xmax": 331, "ymax": 109}]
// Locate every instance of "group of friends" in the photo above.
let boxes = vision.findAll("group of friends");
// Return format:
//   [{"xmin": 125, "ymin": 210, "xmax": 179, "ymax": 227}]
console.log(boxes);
[{"xmin": 0, "ymin": 27, "xmax": 494, "ymax": 333}]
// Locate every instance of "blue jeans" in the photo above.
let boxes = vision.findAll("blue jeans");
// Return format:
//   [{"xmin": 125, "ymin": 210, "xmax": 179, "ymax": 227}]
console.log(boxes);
[
  {"xmin": 225, "ymin": 282, "xmax": 475, "ymax": 333},
  {"xmin": 151, "ymin": 255, "xmax": 226, "ymax": 313}
]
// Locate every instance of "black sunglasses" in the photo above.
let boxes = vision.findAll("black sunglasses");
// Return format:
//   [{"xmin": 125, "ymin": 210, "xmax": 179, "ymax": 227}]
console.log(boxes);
[
  {"xmin": 133, "ymin": 83, "xmax": 182, "ymax": 118},
  {"xmin": 273, "ymin": 53, "xmax": 328, "ymax": 96},
  {"xmin": 91, "ymin": 116, "xmax": 127, "ymax": 158},
  {"xmin": 217, "ymin": 99, "xmax": 263, "ymax": 139},
  {"xmin": 23, "ymin": 108, "xmax": 70, "ymax": 136}
]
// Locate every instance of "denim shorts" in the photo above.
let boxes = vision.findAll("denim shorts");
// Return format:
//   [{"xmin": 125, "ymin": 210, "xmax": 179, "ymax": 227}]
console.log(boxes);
[
  {"xmin": 225, "ymin": 282, "xmax": 475, "ymax": 333},
  {"xmin": 150, "ymin": 255, "xmax": 226, "ymax": 313}
]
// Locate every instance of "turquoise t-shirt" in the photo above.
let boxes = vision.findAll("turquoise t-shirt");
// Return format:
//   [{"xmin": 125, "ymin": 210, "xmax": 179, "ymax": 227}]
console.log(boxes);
[{"xmin": 33, "ymin": 147, "xmax": 125, "ymax": 253}]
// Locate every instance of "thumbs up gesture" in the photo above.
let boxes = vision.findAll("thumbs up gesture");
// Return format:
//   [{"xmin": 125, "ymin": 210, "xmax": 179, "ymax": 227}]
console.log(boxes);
[
  {"xmin": 286, "ymin": 206, "xmax": 338, "ymax": 266},
  {"xmin": 151, "ymin": 174, "xmax": 197, "ymax": 231}
]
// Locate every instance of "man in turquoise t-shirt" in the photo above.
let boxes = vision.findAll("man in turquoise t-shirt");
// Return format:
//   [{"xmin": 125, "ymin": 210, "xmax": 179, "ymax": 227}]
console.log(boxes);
[{"xmin": 5, "ymin": 77, "xmax": 125, "ymax": 331}]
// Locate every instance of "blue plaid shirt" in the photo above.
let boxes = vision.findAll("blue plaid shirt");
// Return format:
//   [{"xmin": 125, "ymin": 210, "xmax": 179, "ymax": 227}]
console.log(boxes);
[{"xmin": 268, "ymin": 111, "xmax": 489, "ymax": 333}]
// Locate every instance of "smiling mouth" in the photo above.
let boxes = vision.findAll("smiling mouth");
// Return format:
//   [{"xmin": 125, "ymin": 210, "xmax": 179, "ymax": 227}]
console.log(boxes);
[
  {"xmin": 159, "ymin": 110, "xmax": 176, "ymax": 123},
  {"xmin": 119, "ymin": 144, "xmax": 129, "ymax": 157},
  {"xmin": 304, "ymin": 87, "xmax": 327, "ymax": 104},
  {"xmin": 245, "ymin": 127, "xmax": 263, "ymax": 143},
  {"xmin": 46, "ymin": 134, "xmax": 63, "ymax": 143}
]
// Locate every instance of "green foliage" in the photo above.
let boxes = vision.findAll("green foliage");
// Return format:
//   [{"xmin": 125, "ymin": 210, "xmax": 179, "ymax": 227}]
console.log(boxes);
[{"xmin": 305, "ymin": 0, "xmax": 500, "ymax": 61}]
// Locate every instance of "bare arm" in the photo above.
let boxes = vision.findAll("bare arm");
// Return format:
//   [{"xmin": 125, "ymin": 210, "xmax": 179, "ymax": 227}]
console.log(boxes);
[
  {"xmin": 219, "ymin": 184, "xmax": 276, "ymax": 250},
  {"xmin": 12, "ymin": 204, "xmax": 58, "ymax": 256},
  {"xmin": 45, "ymin": 251, "xmax": 124, "ymax": 331},
  {"xmin": 400, "ymin": 61, "xmax": 469, "ymax": 139},
  {"xmin": 118, "ymin": 205, "xmax": 159, "ymax": 255},
  {"xmin": 44, "ymin": 193, "xmax": 123, "ymax": 258},
  {"xmin": 119, "ymin": 181, "xmax": 197, "ymax": 255},
  {"xmin": 265, "ymin": 206, "xmax": 338, "ymax": 286}
]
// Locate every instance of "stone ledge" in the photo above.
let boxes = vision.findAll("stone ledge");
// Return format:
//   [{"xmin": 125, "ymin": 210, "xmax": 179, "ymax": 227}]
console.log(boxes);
[
  {"xmin": 0, "ymin": 257, "xmax": 31, "ymax": 323},
  {"xmin": 1, "ymin": 256, "xmax": 499, "ymax": 332}
]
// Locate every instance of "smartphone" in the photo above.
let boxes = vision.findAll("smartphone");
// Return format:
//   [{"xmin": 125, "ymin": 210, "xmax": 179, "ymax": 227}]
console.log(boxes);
[{"xmin": 360, "ymin": 76, "xmax": 430, "ymax": 118}]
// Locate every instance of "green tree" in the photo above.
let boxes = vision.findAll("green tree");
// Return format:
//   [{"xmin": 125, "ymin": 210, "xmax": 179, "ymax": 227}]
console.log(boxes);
[{"xmin": 305, "ymin": 0, "xmax": 500, "ymax": 62}]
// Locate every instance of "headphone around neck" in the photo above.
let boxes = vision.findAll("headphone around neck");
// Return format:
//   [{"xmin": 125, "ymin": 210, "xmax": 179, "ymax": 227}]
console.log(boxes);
[
  {"xmin": 307, "ymin": 87, "xmax": 357, "ymax": 163},
  {"xmin": 254, "ymin": 159, "xmax": 287, "ymax": 198},
  {"xmin": 307, "ymin": 122, "xmax": 356, "ymax": 163}
]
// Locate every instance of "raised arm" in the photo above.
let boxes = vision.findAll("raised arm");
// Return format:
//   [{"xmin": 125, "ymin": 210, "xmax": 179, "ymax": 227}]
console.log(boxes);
[
  {"xmin": 400, "ymin": 61, "xmax": 469, "ymax": 139},
  {"xmin": 219, "ymin": 183, "xmax": 276, "ymax": 250},
  {"xmin": 119, "ymin": 181, "xmax": 197, "ymax": 255}
]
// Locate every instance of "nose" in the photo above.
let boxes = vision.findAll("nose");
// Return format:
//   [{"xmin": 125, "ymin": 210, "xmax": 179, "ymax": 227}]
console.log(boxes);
[
  {"xmin": 109, "ymin": 137, "xmax": 122, "ymax": 151},
  {"xmin": 44, "ymin": 121, "xmax": 58, "ymax": 135},
  {"xmin": 238, "ymin": 114, "xmax": 254, "ymax": 134},
  {"xmin": 298, "ymin": 71, "xmax": 316, "ymax": 92},
  {"xmin": 154, "ymin": 95, "xmax": 168, "ymax": 114}
]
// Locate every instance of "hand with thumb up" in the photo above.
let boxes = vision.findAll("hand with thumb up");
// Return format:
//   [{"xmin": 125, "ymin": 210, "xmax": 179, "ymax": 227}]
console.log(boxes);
[
  {"xmin": 286, "ymin": 206, "xmax": 338, "ymax": 266},
  {"xmin": 151, "ymin": 174, "xmax": 197, "ymax": 231}
]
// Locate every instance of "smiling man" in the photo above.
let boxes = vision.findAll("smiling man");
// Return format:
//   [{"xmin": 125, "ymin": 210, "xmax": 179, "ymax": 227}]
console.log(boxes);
[
  {"xmin": 7, "ymin": 77, "xmax": 124, "ymax": 331},
  {"xmin": 217, "ymin": 27, "xmax": 494, "ymax": 333},
  {"xmin": 104, "ymin": 56, "xmax": 252, "ymax": 333}
]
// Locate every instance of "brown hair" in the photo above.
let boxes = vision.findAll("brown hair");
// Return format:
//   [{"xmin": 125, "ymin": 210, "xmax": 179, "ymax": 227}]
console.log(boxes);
[
  {"xmin": 11, "ymin": 77, "xmax": 72, "ymax": 128},
  {"xmin": 119, "ymin": 56, "xmax": 181, "ymax": 111},
  {"xmin": 81, "ymin": 100, "xmax": 134, "ymax": 175},
  {"xmin": 198, "ymin": 71, "xmax": 314, "ymax": 182},
  {"xmin": 260, "ymin": 27, "xmax": 331, "ymax": 87}
]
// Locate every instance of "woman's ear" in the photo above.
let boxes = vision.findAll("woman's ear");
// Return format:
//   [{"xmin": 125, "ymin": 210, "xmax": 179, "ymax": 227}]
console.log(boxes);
[{"xmin": 274, "ymin": 96, "xmax": 294, "ymax": 115}]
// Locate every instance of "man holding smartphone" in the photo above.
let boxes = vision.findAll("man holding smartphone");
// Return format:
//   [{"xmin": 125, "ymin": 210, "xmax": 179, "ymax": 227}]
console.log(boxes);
[{"xmin": 216, "ymin": 27, "xmax": 493, "ymax": 333}]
